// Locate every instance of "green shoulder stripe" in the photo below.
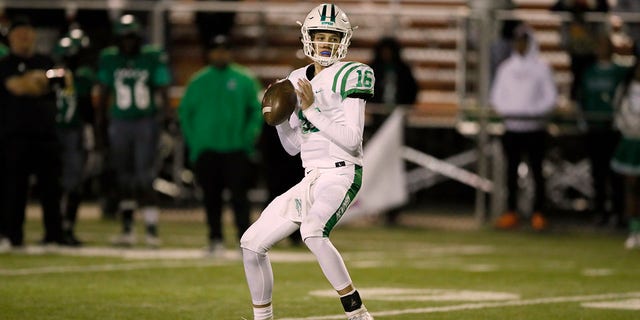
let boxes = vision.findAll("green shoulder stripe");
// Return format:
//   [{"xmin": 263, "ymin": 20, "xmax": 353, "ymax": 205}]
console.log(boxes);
[
  {"xmin": 142, "ymin": 45, "xmax": 169, "ymax": 63},
  {"xmin": 99, "ymin": 46, "xmax": 118, "ymax": 58},
  {"xmin": 332, "ymin": 61, "xmax": 358, "ymax": 93},
  {"xmin": 331, "ymin": 62, "xmax": 375, "ymax": 100},
  {"xmin": 339, "ymin": 63, "xmax": 363, "ymax": 99}
]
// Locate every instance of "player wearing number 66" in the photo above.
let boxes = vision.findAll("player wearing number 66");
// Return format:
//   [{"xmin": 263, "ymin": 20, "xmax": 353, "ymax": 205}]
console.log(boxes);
[
  {"xmin": 96, "ymin": 14, "xmax": 172, "ymax": 248},
  {"xmin": 240, "ymin": 3, "xmax": 376, "ymax": 320}
]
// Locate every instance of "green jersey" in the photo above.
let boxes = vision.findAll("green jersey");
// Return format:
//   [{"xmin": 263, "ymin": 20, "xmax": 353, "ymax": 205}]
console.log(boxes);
[
  {"xmin": 0, "ymin": 43, "xmax": 9, "ymax": 59},
  {"xmin": 56, "ymin": 66, "xmax": 96, "ymax": 128},
  {"xmin": 580, "ymin": 62, "xmax": 629, "ymax": 128},
  {"xmin": 98, "ymin": 45, "xmax": 171, "ymax": 119},
  {"xmin": 178, "ymin": 64, "xmax": 263, "ymax": 162}
]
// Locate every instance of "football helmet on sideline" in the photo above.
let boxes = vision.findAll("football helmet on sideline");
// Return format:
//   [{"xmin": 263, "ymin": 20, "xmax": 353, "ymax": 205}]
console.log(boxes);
[{"xmin": 54, "ymin": 25, "xmax": 90, "ymax": 58}]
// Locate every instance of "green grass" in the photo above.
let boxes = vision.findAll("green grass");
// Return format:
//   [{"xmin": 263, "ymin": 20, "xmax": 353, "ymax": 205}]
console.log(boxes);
[{"xmin": 1, "ymin": 211, "xmax": 639, "ymax": 319}]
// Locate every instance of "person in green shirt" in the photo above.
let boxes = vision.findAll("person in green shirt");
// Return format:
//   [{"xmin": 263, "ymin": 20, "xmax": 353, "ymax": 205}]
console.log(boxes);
[
  {"xmin": 0, "ymin": 42, "xmax": 9, "ymax": 58},
  {"xmin": 178, "ymin": 35, "xmax": 262, "ymax": 256},
  {"xmin": 578, "ymin": 34, "xmax": 628, "ymax": 226},
  {"xmin": 96, "ymin": 14, "xmax": 172, "ymax": 247},
  {"xmin": 52, "ymin": 25, "xmax": 96, "ymax": 246}
]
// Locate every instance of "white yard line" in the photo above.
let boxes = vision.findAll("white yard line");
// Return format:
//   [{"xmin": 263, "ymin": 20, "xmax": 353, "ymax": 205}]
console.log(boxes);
[
  {"xmin": 582, "ymin": 298, "xmax": 640, "ymax": 310},
  {"xmin": 0, "ymin": 260, "xmax": 222, "ymax": 276},
  {"xmin": 279, "ymin": 292, "xmax": 640, "ymax": 320},
  {"xmin": 0, "ymin": 247, "xmax": 316, "ymax": 276}
]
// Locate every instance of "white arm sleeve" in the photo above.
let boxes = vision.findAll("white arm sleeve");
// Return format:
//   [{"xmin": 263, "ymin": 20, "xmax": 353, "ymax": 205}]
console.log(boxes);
[
  {"xmin": 275, "ymin": 117, "xmax": 302, "ymax": 156},
  {"xmin": 302, "ymin": 97, "xmax": 365, "ymax": 151}
]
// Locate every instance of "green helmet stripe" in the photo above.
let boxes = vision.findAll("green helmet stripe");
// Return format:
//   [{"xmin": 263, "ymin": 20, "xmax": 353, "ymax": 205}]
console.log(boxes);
[
  {"xmin": 320, "ymin": 4, "xmax": 336, "ymax": 23},
  {"xmin": 330, "ymin": 4, "xmax": 336, "ymax": 22}
]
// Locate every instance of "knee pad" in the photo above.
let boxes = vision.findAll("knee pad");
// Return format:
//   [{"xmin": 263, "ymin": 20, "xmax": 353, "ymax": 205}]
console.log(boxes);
[
  {"xmin": 300, "ymin": 214, "xmax": 326, "ymax": 240},
  {"xmin": 303, "ymin": 236, "xmax": 328, "ymax": 254},
  {"xmin": 241, "ymin": 196, "xmax": 300, "ymax": 253},
  {"xmin": 240, "ymin": 227, "xmax": 269, "ymax": 255}
]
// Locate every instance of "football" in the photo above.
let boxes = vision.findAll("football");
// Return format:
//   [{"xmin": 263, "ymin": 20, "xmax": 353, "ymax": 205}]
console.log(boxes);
[{"xmin": 262, "ymin": 78, "xmax": 297, "ymax": 126}]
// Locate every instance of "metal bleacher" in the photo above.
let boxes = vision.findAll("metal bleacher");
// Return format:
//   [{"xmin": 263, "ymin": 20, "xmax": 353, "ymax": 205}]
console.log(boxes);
[
  {"xmin": 168, "ymin": 0, "xmax": 471, "ymax": 126},
  {"xmin": 168, "ymin": 0, "xmax": 582, "ymax": 128}
]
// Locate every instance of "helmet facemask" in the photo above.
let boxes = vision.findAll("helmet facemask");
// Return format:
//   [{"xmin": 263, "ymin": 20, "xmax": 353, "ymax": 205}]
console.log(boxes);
[{"xmin": 298, "ymin": 3, "xmax": 353, "ymax": 67}]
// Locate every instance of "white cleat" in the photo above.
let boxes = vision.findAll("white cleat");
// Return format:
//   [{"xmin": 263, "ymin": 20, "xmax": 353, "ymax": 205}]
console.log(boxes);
[
  {"xmin": 145, "ymin": 235, "xmax": 162, "ymax": 248},
  {"xmin": 205, "ymin": 240, "xmax": 226, "ymax": 258},
  {"xmin": 624, "ymin": 233, "xmax": 640, "ymax": 250},
  {"xmin": 110, "ymin": 233, "xmax": 136, "ymax": 247},
  {"xmin": 0, "ymin": 237, "xmax": 11, "ymax": 253},
  {"xmin": 346, "ymin": 307, "xmax": 374, "ymax": 320}
]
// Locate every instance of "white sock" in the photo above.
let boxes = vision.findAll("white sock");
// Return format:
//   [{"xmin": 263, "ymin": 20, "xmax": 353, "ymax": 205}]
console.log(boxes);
[
  {"xmin": 142, "ymin": 206, "xmax": 159, "ymax": 225},
  {"xmin": 119, "ymin": 199, "xmax": 137, "ymax": 211},
  {"xmin": 142, "ymin": 206, "xmax": 159, "ymax": 236},
  {"xmin": 242, "ymin": 248, "xmax": 274, "ymax": 306},
  {"xmin": 252, "ymin": 304, "xmax": 273, "ymax": 320}
]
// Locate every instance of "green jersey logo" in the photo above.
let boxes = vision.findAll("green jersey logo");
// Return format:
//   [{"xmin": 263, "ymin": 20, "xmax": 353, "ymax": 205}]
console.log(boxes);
[{"xmin": 298, "ymin": 110, "xmax": 319, "ymax": 134}]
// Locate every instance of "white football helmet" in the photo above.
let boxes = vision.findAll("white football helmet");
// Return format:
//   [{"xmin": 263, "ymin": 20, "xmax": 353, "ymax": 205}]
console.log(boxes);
[{"xmin": 298, "ymin": 3, "xmax": 353, "ymax": 66}]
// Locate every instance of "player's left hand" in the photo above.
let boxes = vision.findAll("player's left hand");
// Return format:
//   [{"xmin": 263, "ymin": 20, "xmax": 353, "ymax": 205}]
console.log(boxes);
[{"xmin": 296, "ymin": 78, "xmax": 314, "ymax": 111}]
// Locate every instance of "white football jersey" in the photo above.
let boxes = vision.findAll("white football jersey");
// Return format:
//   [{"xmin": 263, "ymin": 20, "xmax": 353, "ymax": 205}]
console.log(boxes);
[{"xmin": 278, "ymin": 61, "xmax": 375, "ymax": 168}]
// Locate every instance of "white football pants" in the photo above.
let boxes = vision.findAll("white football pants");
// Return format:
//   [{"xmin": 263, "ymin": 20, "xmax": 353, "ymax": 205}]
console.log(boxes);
[{"xmin": 241, "ymin": 165, "xmax": 361, "ymax": 305}]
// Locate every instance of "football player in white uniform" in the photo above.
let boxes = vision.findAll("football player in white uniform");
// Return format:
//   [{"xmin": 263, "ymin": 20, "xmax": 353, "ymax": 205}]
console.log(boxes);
[{"xmin": 240, "ymin": 3, "xmax": 375, "ymax": 320}]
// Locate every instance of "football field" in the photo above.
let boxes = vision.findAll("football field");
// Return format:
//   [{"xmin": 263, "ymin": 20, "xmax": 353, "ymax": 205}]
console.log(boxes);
[{"xmin": 1, "ymin": 206, "xmax": 640, "ymax": 320}]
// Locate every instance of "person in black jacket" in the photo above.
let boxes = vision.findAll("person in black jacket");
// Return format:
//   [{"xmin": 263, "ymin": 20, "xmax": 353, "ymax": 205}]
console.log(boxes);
[
  {"xmin": 52, "ymin": 25, "xmax": 96, "ymax": 246},
  {"xmin": 369, "ymin": 36, "xmax": 418, "ymax": 130},
  {"xmin": 368, "ymin": 36, "xmax": 418, "ymax": 226},
  {"xmin": 0, "ymin": 17, "xmax": 65, "ymax": 248},
  {"xmin": 0, "ymin": 29, "xmax": 9, "ymax": 252}
]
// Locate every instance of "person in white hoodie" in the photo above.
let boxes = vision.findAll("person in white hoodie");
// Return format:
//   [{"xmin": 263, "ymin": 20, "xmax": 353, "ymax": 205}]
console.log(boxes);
[{"xmin": 490, "ymin": 23, "xmax": 558, "ymax": 231}]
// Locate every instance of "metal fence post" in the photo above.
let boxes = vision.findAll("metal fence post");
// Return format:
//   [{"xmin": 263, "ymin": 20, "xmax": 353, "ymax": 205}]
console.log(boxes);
[{"xmin": 469, "ymin": 0, "xmax": 492, "ymax": 224}]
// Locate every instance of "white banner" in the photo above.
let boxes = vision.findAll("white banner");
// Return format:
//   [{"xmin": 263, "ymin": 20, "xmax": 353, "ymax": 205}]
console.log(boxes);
[{"xmin": 343, "ymin": 108, "xmax": 408, "ymax": 222}]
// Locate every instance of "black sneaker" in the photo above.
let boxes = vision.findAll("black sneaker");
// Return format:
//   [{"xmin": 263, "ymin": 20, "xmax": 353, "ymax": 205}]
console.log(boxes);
[
  {"xmin": 38, "ymin": 238, "xmax": 63, "ymax": 247},
  {"xmin": 63, "ymin": 233, "xmax": 83, "ymax": 247},
  {"xmin": 593, "ymin": 212, "xmax": 610, "ymax": 227}
]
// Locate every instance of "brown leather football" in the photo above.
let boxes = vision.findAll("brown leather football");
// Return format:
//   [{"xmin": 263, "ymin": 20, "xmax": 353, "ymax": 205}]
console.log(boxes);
[{"xmin": 262, "ymin": 79, "xmax": 297, "ymax": 126}]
